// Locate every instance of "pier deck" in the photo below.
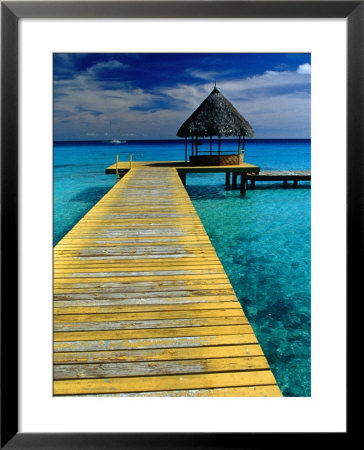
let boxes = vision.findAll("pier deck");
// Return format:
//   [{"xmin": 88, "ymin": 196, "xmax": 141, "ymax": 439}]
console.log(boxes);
[
  {"xmin": 54, "ymin": 166, "xmax": 281, "ymax": 396},
  {"xmin": 106, "ymin": 161, "xmax": 310, "ymax": 191},
  {"xmin": 105, "ymin": 160, "xmax": 260, "ymax": 175}
]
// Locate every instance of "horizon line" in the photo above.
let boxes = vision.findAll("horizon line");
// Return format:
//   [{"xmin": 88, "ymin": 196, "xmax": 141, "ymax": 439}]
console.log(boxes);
[{"xmin": 54, "ymin": 137, "xmax": 311, "ymax": 143}]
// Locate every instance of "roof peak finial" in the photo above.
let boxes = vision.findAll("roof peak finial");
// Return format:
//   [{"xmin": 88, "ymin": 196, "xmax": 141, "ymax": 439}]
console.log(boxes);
[{"xmin": 213, "ymin": 81, "xmax": 219, "ymax": 92}]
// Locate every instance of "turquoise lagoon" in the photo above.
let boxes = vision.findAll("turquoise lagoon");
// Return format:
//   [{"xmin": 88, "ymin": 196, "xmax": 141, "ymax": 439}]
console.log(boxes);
[{"xmin": 54, "ymin": 139, "xmax": 311, "ymax": 397}]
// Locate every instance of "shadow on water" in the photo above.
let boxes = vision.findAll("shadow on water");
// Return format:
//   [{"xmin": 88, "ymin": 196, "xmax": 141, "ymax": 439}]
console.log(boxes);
[
  {"xmin": 186, "ymin": 185, "xmax": 228, "ymax": 200},
  {"xmin": 70, "ymin": 186, "xmax": 111, "ymax": 203},
  {"xmin": 54, "ymin": 163, "xmax": 79, "ymax": 168},
  {"xmin": 246, "ymin": 183, "xmax": 311, "ymax": 191},
  {"xmin": 187, "ymin": 183, "xmax": 311, "ymax": 201}
]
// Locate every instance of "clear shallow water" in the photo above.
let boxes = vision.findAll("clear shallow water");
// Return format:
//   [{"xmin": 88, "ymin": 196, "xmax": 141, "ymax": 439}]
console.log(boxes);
[
  {"xmin": 54, "ymin": 139, "xmax": 311, "ymax": 396},
  {"xmin": 186, "ymin": 182, "xmax": 311, "ymax": 397}
]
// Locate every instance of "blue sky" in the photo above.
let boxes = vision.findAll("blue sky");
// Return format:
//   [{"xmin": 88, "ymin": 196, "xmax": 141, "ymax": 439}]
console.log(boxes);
[{"xmin": 53, "ymin": 53, "xmax": 311, "ymax": 140}]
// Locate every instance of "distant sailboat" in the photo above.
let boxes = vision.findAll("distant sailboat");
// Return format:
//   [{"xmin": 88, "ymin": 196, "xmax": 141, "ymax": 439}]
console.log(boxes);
[
  {"xmin": 108, "ymin": 121, "xmax": 127, "ymax": 144},
  {"xmin": 110, "ymin": 139, "xmax": 126, "ymax": 144}
]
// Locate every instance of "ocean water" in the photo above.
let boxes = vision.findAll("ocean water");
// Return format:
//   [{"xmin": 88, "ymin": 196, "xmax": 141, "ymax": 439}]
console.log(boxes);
[{"xmin": 54, "ymin": 138, "xmax": 311, "ymax": 397}]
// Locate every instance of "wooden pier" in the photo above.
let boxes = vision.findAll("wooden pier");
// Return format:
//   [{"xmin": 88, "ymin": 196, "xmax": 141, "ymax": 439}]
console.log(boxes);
[
  {"xmin": 54, "ymin": 165, "xmax": 281, "ymax": 396},
  {"xmin": 247, "ymin": 170, "xmax": 311, "ymax": 188},
  {"xmin": 106, "ymin": 160, "xmax": 260, "ymax": 195},
  {"xmin": 106, "ymin": 161, "xmax": 310, "ymax": 193}
]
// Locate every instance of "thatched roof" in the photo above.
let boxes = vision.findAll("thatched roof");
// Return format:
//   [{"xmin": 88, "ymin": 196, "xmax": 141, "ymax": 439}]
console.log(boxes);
[{"xmin": 177, "ymin": 87, "xmax": 254, "ymax": 138}]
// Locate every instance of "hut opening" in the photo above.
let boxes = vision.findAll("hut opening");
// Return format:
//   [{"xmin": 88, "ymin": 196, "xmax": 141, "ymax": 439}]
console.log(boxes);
[{"xmin": 177, "ymin": 86, "xmax": 254, "ymax": 166}]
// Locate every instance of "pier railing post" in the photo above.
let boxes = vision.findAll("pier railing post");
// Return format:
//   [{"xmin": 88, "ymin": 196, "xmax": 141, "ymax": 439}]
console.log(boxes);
[
  {"xmin": 129, "ymin": 153, "xmax": 133, "ymax": 169},
  {"xmin": 115, "ymin": 153, "xmax": 118, "ymax": 183}
]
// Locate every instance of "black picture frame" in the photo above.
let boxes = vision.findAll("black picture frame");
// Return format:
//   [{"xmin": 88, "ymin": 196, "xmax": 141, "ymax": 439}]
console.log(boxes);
[{"xmin": 1, "ymin": 1, "xmax": 356, "ymax": 448}]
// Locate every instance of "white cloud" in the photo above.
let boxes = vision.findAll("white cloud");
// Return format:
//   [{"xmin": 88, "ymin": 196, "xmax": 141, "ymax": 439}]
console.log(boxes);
[
  {"xmin": 217, "ymin": 69, "xmax": 310, "ymax": 97},
  {"xmin": 297, "ymin": 63, "xmax": 311, "ymax": 74},
  {"xmin": 186, "ymin": 69, "xmax": 218, "ymax": 80},
  {"xmin": 186, "ymin": 68, "xmax": 236, "ymax": 82},
  {"xmin": 85, "ymin": 60, "xmax": 128, "ymax": 76}
]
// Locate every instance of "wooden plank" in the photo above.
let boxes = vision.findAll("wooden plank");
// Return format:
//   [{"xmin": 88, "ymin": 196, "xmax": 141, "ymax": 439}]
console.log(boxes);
[
  {"xmin": 54, "ymin": 268, "xmax": 225, "ymax": 277},
  {"xmin": 54, "ymin": 332, "xmax": 257, "ymax": 352},
  {"xmin": 54, "ymin": 259, "xmax": 223, "ymax": 268},
  {"xmin": 53, "ymin": 324, "xmax": 252, "ymax": 342},
  {"xmin": 53, "ymin": 286, "xmax": 235, "ymax": 295},
  {"xmin": 54, "ymin": 356, "xmax": 270, "ymax": 379},
  {"xmin": 53, "ymin": 291, "xmax": 238, "ymax": 301},
  {"xmin": 54, "ymin": 316, "xmax": 249, "ymax": 332},
  {"xmin": 53, "ymin": 301, "xmax": 241, "ymax": 315},
  {"xmin": 80, "ymin": 385, "xmax": 282, "ymax": 397},
  {"xmin": 53, "ymin": 294, "xmax": 238, "ymax": 306},
  {"xmin": 53, "ymin": 274, "xmax": 228, "ymax": 284},
  {"xmin": 54, "ymin": 308, "xmax": 245, "ymax": 323},
  {"xmin": 54, "ymin": 344, "xmax": 264, "ymax": 365},
  {"xmin": 55, "ymin": 238, "xmax": 213, "ymax": 246},
  {"xmin": 54, "ymin": 371, "xmax": 277, "ymax": 395}
]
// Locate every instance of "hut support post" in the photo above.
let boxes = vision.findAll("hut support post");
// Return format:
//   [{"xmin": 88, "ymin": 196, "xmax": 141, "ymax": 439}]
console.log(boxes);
[
  {"xmin": 238, "ymin": 135, "xmax": 242, "ymax": 163},
  {"xmin": 225, "ymin": 172, "xmax": 231, "ymax": 188},
  {"xmin": 191, "ymin": 136, "xmax": 194, "ymax": 157},
  {"xmin": 232, "ymin": 173, "xmax": 238, "ymax": 189},
  {"xmin": 242, "ymin": 135, "xmax": 245, "ymax": 162},
  {"xmin": 240, "ymin": 173, "xmax": 247, "ymax": 195},
  {"xmin": 218, "ymin": 136, "xmax": 221, "ymax": 164},
  {"xmin": 185, "ymin": 137, "xmax": 187, "ymax": 162},
  {"xmin": 196, "ymin": 136, "xmax": 198, "ymax": 156},
  {"xmin": 210, "ymin": 136, "xmax": 212, "ymax": 155}
]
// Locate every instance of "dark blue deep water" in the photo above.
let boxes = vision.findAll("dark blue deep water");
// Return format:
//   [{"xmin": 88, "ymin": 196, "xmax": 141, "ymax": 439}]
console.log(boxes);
[{"xmin": 54, "ymin": 138, "xmax": 311, "ymax": 397}]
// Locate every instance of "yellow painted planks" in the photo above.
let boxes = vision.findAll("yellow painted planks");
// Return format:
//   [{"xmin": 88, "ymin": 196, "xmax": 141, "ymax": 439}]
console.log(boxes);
[
  {"xmin": 54, "ymin": 166, "xmax": 281, "ymax": 396},
  {"xmin": 53, "ymin": 301, "xmax": 241, "ymax": 315},
  {"xmin": 54, "ymin": 371, "xmax": 277, "ymax": 395},
  {"xmin": 80, "ymin": 385, "xmax": 282, "ymax": 397},
  {"xmin": 54, "ymin": 356, "xmax": 270, "ymax": 379},
  {"xmin": 54, "ymin": 332, "xmax": 257, "ymax": 352},
  {"xmin": 53, "ymin": 324, "xmax": 253, "ymax": 342}
]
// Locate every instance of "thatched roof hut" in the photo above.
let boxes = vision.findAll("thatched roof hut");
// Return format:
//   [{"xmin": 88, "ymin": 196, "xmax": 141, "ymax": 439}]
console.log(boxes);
[
  {"xmin": 177, "ymin": 87, "xmax": 254, "ymax": 138},
  {"xmin": 177, "ymin": 87, "xmax": 254, "ymax": 165}
]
